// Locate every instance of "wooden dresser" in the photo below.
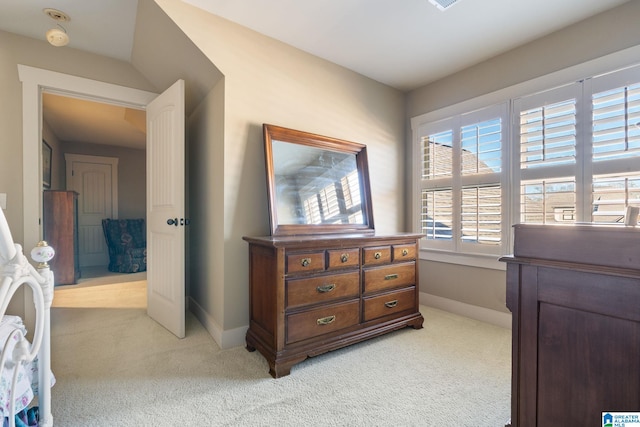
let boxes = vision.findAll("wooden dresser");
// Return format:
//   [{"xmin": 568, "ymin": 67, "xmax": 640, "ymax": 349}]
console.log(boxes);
[
  {"xmin": 43, "ymin": 190, "xmax": 80, "ymax": 285},
  {"xmin": 501, "ymin": 224, "xmax": 640, "ymax": 427},
  {"xmin": 243, "ymin": 232, "xmax": 424, "ymax": 378}
]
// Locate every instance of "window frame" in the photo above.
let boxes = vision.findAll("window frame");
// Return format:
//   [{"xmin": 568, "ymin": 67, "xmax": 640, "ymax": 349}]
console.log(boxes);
[
  {"xmin": 417, "ymin": 102, "xmax": 509, "ymax": 256},
  {"xmin": 411, "ymin": 49, "xmax": 640, "ymax": 270}
]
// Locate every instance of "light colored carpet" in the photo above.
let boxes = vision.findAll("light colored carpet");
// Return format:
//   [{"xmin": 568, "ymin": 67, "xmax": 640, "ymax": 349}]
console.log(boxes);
[{"xmin": 49, "ymin": 303, "xmax": 511, "ymax": 426}]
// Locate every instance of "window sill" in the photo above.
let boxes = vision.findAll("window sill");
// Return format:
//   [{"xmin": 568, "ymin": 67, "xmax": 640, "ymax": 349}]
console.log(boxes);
[{"xmin": 419, "ymin": 248, "xmax": 506, "ymax": 271}]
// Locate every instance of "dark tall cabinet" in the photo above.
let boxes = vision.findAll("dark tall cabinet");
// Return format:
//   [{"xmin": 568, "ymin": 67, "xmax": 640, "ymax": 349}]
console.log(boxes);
[
  {"xmin": 501, "ymin": 224, "xmax": 640, "ymax": 427},
  {"xmin": 43, "ymin": 190, "xmax": 80, "ymax": 285}
]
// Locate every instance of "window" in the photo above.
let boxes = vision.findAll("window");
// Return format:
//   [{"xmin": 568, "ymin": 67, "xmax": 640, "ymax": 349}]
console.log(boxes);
[
  {"xmin": 514, "ymin": 83, "xmax": 581, "ymax": 224},
  {"xmin": 414, "ymin": 63, "xmax": 640, "ymax": 260},
  {"xmin": 418, "ymin": 103, "xmax": 508, "ymax": 255}
]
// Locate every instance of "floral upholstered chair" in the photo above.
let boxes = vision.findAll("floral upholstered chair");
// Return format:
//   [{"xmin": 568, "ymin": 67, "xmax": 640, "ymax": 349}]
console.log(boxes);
[{"xmin": 101, "ymin": 218, "xmax": 147, "ymax": 273}]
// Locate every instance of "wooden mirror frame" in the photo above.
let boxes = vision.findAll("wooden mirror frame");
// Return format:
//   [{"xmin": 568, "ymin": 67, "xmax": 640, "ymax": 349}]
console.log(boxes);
[{"xmin": 263, "ymin": 124, "xmax": 375, "ymax": 236}]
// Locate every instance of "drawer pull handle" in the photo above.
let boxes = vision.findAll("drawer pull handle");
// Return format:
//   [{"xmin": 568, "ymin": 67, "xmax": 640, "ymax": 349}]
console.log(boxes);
[
  {"xmin": 301, "ymin": 258, "xmax": 311, "ymax": 267},
  {"xmin": 340, "ymin": 253, "xmax": 349, "ymax": 263},
  {"xmin": 385, "ymin": 300, "xmax": 399, "ymax": 308},
  {"xmin": 316, "ymin": 284, "xmax": 336, "ymax": 293},
  {"xmin": 374, "ymin": 252, "xmax": 381, "ymax": 259},
  {"xmin": 402, "ymin": 249, "xmax": 409, "ymax": 256},
  {"xmin": 317, "ymin": 315, "xmax": 336, "ymax": 325},
  {"xmin": 384, "ymin": 274, "xmax": 399, "ymax": 280}
]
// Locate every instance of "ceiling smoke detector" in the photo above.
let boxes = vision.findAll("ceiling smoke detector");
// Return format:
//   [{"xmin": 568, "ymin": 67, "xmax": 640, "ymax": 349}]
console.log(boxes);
[
  {"xmin": 428, "ymin": 0, "xmax": 460, "ymax": 11},
  {"xmin": 46, "ymin": 26, "xmax": 69, "ymax": 47},
  {"xmin": 43, "ymin": 8, "xmax": 70, "ymax": 47}
]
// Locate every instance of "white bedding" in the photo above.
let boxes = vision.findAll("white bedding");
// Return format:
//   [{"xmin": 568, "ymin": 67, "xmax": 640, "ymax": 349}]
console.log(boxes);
[{"xmin": 0, "ymin": 316, "xmax": 54, "ymax": 419}]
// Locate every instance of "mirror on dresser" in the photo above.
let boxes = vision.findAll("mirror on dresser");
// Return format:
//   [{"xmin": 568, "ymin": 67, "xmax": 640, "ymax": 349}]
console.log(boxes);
[
  {"xmin": 244, "ymin": 124, "xmax": 423, "ymax": 378},
  {"xmin": 263, "ymin": 124, "xmax": 375, "ymax": 236}
]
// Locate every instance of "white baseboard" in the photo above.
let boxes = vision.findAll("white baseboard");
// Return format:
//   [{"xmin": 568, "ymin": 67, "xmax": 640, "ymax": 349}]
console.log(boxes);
[
  {"xmin": 420, "ymin": 292, "xmax": 512, "ymax": 330},
  {"xmin": 188, "ymin": 297, "xmax": 248, "ymax": 349},
  {"xmin": 188, "ymin": 294, "xmax": 510, "ymax": 349}
]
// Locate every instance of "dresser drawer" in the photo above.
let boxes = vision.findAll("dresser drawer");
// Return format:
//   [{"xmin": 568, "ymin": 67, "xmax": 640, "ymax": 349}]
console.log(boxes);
[
  {"xmin": 286, "ymin": 251, "xmax": 325, "ymax": 274},
  {"xmin": 362, "ymin": 246, "xmax": 391, "ymax": 265},
  {"xmin": 393, "ymin": 244, "xmax": 416, "ymax": 262},
  {"xmin": 287, "ymin": 300, "xmax": 360, "ymax": 344},
  {"xmin": 363, "ymin": 262, "xmax": 416, "ymax": 294},
  {"xmin": 327, "ymin": 248, "xmax": 360, "ymax": 270},
  {"xmin": 363, "ymin": 287, "xmax": 416, "ymax": 322},
  {"xmin": 287, "ymin": 271, "xmax": 360, "ymax": 309}
]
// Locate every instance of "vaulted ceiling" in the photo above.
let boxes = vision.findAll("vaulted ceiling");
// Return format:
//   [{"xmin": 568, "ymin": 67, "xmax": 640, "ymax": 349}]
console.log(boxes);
[{"xmin": 0, "ymin": 0, "xmax": 631, "ymax": 148}]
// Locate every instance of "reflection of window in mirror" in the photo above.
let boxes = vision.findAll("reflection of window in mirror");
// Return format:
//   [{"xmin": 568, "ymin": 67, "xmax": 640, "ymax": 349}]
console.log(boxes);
[
  {"xmin": 273, "ymin": 142, "xmax": 363, "ymax": 226},
  {"xmin": 263, "ymin": 124, "xmax": 375, "ymax": 236}
]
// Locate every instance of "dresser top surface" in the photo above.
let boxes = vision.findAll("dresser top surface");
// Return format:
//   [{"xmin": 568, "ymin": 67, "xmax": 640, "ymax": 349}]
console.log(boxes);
[{"xmin": 243, "ymin": 232, "xmax": 424, "ymax": 248}]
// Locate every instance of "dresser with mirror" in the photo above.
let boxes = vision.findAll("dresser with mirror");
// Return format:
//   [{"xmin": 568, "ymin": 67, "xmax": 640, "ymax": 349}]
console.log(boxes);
[{"xmin": 243, "ymin": 124, "xmax": 424, "ymax": 378}]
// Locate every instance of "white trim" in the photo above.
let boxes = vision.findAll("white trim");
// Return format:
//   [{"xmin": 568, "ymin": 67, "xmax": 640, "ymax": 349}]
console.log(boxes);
[
  {"xmin": 420, "ymin": 248, "xmax": 505, "ymax": 270},
  {"xmin": 18, "ymin": 64, "xmax": 157, "ymax": 325},
  {"xmin": 188, "ymin": 297, "xmax": 247, "ymax": 349},
  {"xmin": 420, "ymin": 292, "xmax": 512, "ymax": 330}
]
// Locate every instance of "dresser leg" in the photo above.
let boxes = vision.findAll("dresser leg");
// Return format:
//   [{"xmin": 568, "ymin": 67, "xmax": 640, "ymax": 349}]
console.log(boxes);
[
  {"xmin": 246, "ymin": 343, "xmax": 256, "ymax": 352},
  {"xmin": 269, "ymin": 361, "xmax": 293, "ymax": 379},
  {"xmin": 408, "ymin": 315, "xmax": 425, "ymax": 330}
]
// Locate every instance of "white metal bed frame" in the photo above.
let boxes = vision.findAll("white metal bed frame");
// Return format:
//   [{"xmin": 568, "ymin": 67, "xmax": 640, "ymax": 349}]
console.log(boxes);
[{"xmin": 0, "ymin": 207, "xmax": 53, "ymax": 427}]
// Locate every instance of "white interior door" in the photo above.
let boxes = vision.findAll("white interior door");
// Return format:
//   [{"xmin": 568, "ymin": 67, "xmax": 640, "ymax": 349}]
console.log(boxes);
[
  {"xmin": 146, "ymin": 79, "xmax": 186, "ymax": 338},
  {"xmin": 66, "ymin": 154, "xmax": 118, "ymax": 267}
]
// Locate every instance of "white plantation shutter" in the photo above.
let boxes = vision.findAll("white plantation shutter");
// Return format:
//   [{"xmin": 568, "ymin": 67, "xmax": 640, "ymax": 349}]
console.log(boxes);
[
  {"xmin": 592, "ymin": 83, "xmax": 640, "ymax": 162},
  {"xmin": 590, "ymin": 66, "xmax": 640, "ymax": 223},
  {"xmin": 460, "ymin": 185, "xmax": 501, "ymax": 245},
  {"xmin": 417, "ymin": 103, "xmax": 507, "ymax": 254},
  {"xmin": 422, "ymin": 130, "xmax": 453, "ymax": 180},
  {"xmin": 413, "ymin": 63, "xmax": 640, "ymax": 259},
  {"xmin": 421, "ymin": 189, "xmax": 453, "ymax": 240},
  {"xmin": 461, "ymin": 119, "xmax": 502, "ymax": 175},
  {"xmin": 520, "ymin": 99, "xmax": 576, "ymax": 168},
  {"xmin": 514, "ymin": 83, "xmax": 581, "ymax": 223}
]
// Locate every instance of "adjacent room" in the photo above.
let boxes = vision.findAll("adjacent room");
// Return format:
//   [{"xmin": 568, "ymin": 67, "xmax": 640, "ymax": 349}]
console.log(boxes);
[{"xmin": 1, "ymin": 0, "xmax": 639, "ymax": 426}]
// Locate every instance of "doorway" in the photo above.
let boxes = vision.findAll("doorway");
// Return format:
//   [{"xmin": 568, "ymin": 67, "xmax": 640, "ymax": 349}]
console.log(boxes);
[
  {"xmin": 20, "ymin": 66, "xmax": 187, "ymax": 338},
  {"xmin": 42, "ymin": 92, "xmax": 146, "ymax": 285},
  {"xmin": 19, "ymin": 65, "xmax": 155, "ymax": 317}
]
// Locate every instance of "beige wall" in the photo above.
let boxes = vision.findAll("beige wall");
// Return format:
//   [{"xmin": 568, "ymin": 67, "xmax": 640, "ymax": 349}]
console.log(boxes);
[
  {"xmin": 6, "ymin": 0, "xmax": 637, "ymax": 341},
  {"xmin": 0, "ymin": 29, "xmax": 155, "ymax": 244},
  {"xmin": 407, "ymin": 1, "xmax": 640, "ymax": 315},
  {"xmin": 0, "ymin": 30, "xmax": 156, "ymax": 317},
  {"xmin": 156, "ymin": 0, "xmax": 406, "ymax": 340}
]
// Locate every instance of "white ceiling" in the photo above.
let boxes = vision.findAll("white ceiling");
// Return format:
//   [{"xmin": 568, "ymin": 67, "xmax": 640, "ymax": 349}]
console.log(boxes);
[
  {"xmin": 184, "ymin": 0, "xmax": 630, "ymax": 91},
  {"xmin": 0, "ymin": 0, "xmax": 630, "ymax": 148}
]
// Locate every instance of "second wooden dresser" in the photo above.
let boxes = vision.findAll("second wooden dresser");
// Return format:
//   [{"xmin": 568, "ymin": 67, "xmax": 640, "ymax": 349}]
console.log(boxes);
[{"xmin": 243, "ymin": 232, "xmax": 424, "ymax": 378}]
